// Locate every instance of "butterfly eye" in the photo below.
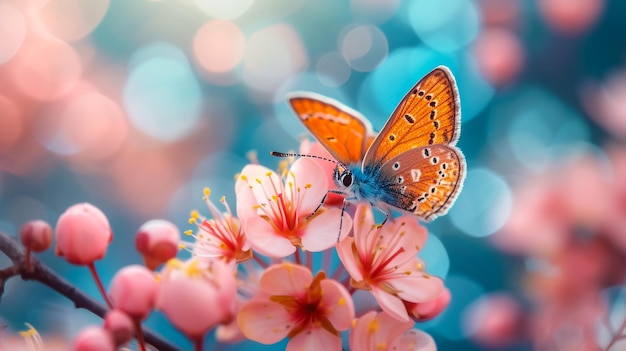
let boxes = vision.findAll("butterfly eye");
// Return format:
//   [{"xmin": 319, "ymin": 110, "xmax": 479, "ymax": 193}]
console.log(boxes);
[{"xmin": 340, "ymin": 172, "xmax": 353, "ymax": 187}]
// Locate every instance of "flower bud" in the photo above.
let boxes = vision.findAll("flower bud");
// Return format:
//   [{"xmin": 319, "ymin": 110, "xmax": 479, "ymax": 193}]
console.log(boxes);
[
  {"xmin": 55, "ymin": 203, "xmax": 112, "ymax": 265},
  {"xmin": 157, "ymin": 258, "xmax": 237, "ymax": 339},
  {"xmin": 405, "ymin": 287, "xmax": 451, "ymax": 321},
  {"xmin": 135, "ymin": 219, "xmax": 180, "ymax": 270},
  {"xmin": 103, "ymin": 310, "xmax": 135, "ymax": 346},
  {"xmin": 72, "ymin": 326, "xmax": 115, "ymax": 351},
  {"xmin": 109, "ymin": 265, "xmax": 158, "ymax": 321},
  {"xmin": 20, "ymin": 220, "xmax": 53, "ymax": 252}
]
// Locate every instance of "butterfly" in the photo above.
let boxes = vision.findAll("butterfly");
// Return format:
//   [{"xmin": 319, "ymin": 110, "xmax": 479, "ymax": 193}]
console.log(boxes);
[{"xmin": 280, "ymin": 66, "xmax": 465, "ymax": 223}]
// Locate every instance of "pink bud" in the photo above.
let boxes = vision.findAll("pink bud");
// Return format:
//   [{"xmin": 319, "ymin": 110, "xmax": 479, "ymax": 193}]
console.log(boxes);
[
  {"xmin": 55, "ymin": 203, "xmax": 112, "ymax": 265},
  {"xmin": 135, "ymin": 219, "xmax": 180, "ymax": 270},
  {"xmin": 20, "ymin": 220, "xmax": 53, "ymax": 252},
  {"xmin": 156, "ymin": 258, "xmax": 237, "ymax": 339},
  {"xmin": 406, "ymin": 287, "xmax": 451, "ymax": 321},
  {"xmin": 103, "ymin": 310, "xmax": 135, "ymax": 346},
  {"xmin": 72, "ymin": 326, "xmax": 115, "ymax": 351},
  {"xmin": 109, "ymin": 265, "xmax": 158, "ymax": 321}
]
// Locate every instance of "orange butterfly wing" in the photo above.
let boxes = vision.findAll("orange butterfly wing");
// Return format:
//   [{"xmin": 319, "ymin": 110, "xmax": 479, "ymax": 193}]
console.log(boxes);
[
  {"xmin": 363, "ymin": 66, "xmax": 461, "ymax": 166},
  {"xmin": 288, "ymin": 93, "xmax": 375, "ymax": 165},
  {"xmin": 376, "ymin": 144, "xmax": 465, "ymax": 221}
]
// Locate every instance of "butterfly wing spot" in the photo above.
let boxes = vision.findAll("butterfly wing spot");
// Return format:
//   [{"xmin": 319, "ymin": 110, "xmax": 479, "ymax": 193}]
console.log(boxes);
[
  {"xmin": 430, "ymin": 110, "xmax": 436, "ymax": 120},
  {"xmin": 326, "ymin": 136, "xmax": 337, "ymax": 142},
  {"xmin": 441, "ymin": 163, "xmax": 448, "ymax": 170},
  {"xmin": 425, "ymin": 94, "xmax": 433, "ymax": 101},
  {"xmin": 431, "ymin": 156, "xmax": 439, "ymax": 165},
  {"xmin": 428, "ymin": 132, "xmax": 435, "ymax": 145},
  {"xmin": 411, "ymin": 169, "xmax": 421, "ymax": 182},
  {"xmin": 430, "ymin": 187, "xmax": 436, "ymax": 194},
  {"xmin": 389, "ymin": 134, "xmax": 396, "ymax": 141},
  {"xmin": 404, "ymin": 114, "xmax": 416, "ymax": 124},
  {"xmin": 442, "ymin": 130, "xmax": 449, "ymax": 142},
  {"xmin": 400, "ymin": 185, "xmax": 407, "ymax": 194},
  {"xmin": 429, "ymin": 101, "xmax": 437, "ymax": 107},
  {"xmin": 393, "ymin": 161, "xmax": 400, "ymax": 170},
  {"xmin": 417, "ymin": 90, "xmax": 425, "ymax": 97},
  {"xmin": 423, "ymin": 148, "xmax": 431, "ymax": 157},
  {"xmin": 433, "ymin": 120, "xmax": 440, "ymax": 129},
  {"xmin": 397, "ymin": 176, "xmax": 404, "ymax": 184}
]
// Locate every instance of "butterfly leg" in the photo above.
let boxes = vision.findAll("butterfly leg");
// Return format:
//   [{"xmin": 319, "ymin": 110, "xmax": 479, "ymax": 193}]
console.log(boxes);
[
  {"xmin": 371, "ymin": 203, "xmax": 393, "ymax": 227},
  {"xmin": 336, "ymin": 198, "xmax": 350, "ymax": 242},
  {"xmin": 306, "ymin": 189, "xmax": 344, "ymax": 220}
]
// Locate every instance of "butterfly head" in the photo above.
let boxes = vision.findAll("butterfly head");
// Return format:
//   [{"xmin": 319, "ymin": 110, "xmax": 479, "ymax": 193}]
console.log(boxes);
[{"xmin": 334, "ymin": 164, "xmax": 353, "ymax": 190}]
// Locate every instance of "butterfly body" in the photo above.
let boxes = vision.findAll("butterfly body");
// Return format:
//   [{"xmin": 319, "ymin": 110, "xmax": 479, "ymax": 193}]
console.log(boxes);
[{"xmin": 288, "ymin": 66, "xmax": 465, "ymax": 222}]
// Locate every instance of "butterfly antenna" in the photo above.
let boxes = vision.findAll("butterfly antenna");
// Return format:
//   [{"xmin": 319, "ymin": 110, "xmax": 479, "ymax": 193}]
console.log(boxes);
[{"xmin": 270, "ymin": 151, "xmax": 339, "ymax": 165}]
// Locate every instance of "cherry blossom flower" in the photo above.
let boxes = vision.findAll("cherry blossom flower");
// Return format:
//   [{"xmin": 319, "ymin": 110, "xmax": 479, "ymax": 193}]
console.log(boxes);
[
  {"xmin": 237, "ymin": 262, "xmax": 354, "ymax": 351},
  {"xmin": 337, "ymin": 204, "xmax": 444, "ymax": 321},
  {"xmin": 350, "ymin": 311, "xmax": 437, "ymax": 351},
  {"xmin": 156, "ymin": 258, "xmax": 237, "ymax": 341},
  {"xmin": 235, "ymin": 158, "xmax": 351, "ymax": 257},
  {"xmin": 185, "ymin": 187, "xmax": 251, "ymax": 263}
]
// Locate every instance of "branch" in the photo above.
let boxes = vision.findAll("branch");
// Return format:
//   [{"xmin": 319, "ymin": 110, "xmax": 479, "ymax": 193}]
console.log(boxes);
[{"xmin": 0, "ymin": 231, "xmax": 179, "ymax": 351}]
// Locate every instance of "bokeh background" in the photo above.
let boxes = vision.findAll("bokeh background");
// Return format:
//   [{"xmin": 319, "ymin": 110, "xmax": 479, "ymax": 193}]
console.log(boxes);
[{"xmin": 1, "ymin": 0, "xmax": 625, "ymax": 350}]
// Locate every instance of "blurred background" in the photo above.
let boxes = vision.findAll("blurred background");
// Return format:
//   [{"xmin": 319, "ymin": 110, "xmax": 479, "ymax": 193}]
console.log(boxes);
[{"xmin": 1, "ymin": 0, "xmax": 626, "ymax": 350}]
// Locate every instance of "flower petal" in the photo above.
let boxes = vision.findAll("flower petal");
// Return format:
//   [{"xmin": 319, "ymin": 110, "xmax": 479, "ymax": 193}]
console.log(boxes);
[
  {"xmin": 336, "ymin": 237, "xmax": 364, "ymax": 282},
  {"xmin": 389, "ymin": 329, "xmax": 437, "ymax": 351},
  {"xmin": 287, "ymin": 327, "xmax": 342, "ymax": 351},
  {"xmin": 301, "ymin": 208, "xmax": 352, "ymax": 252},
  {"xmin": 259, "ymin": 262, "xmax": 313, "ymax": 296},
  {"xmin": 244, "ymin": 217, "xmax": 295, "ymax": 258},
  {"xmin": 287, "ymin": 158, "xmax": 329, "ymax": 213},
  {"xmin": 320, "ymin": 279, "xmax": 355, "ymax": 331},
  {"xmin": 237, "ymin": 300, "xmax": 292, "ymax": 344},
  {"xmin": 350, "ymin": 311, "xmax": 414, "ymax": 351},
  {"xmin": 371, "ymin": 286, "xmax": 410, "ymax": 321},
  {"xmin": 391, "ymin": 270, "xmax": 444, "ymax": 303},
  {"xmin": 237, "ymin": 164, "xmax": 282, "ymax": 213}
]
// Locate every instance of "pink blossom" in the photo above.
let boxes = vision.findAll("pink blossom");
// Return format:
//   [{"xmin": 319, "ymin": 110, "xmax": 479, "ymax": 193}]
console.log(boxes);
[
  {"xmin": 237, "ymin": 262, "xmax": 354, "ymax": 351},
  {"xmin": 405, "ymin": 287, "xmax": 451, "ymax": 321},
  {"xmin": 185, "ymin": 187, "xmax": 251, "ymax": 263},
  {"xmin": 156, "ymin": 258, "xmax": 237, "ymax": 340},
  {"xmin": 103, "ymin": 310, "xmax": 135, "ymax": 347},
  {"xmin": 350, "ymin": 311, "xmax": 436, "ymax": 351},
  {"xmin": 235, "ymin": 158, "xmax": 351, "ymax": 257},
  {"xmin": 108, "ymin": 265, "xmax": 158, "ymax": 321},
  {"xmin": 299, "ymin": 139, "xmax": 344, "ymax": 207},
  {"xmin": 55, "ymin": 203, "xmax": 112, "ymax": 265},
  {"xmin": 463, "ymin": 293, "xmax": 524, "ymax": 348},
  {"xmin": 337, "ymin": 204, "xmax": 443, "ymax": 321},
  {"xmin": 71, "ymin": 326, "xmax": 115, "ymax": 351},
  {"xmin": 135, "ymin": 219, "xmax": 181, "ymax": 270}
]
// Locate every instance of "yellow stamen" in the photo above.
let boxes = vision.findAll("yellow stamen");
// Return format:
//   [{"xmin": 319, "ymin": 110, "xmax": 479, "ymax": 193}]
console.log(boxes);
[
  {"xmin": 203, "ymin": 187, "xmax": 211, "ymax": 197},
  {"xmin": 184, "ymin": 230, "xmax": 193, "ymax": 236}
]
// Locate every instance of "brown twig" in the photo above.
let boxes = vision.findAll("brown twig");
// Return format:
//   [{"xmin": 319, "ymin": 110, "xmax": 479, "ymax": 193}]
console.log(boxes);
[{"xmin": 0, "ymin": 231, "xmax": 180, "ymax": 351}]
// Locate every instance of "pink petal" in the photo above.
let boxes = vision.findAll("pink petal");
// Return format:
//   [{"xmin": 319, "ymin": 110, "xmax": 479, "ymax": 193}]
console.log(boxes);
[
  {"xmin": 237, "ymin": 300, "xmax": 293, "ymax": 344},
  {"xmin": 259, "ymin": 262, "xmax": 313, "ymax": 296},
  {"xmin": 301, "ymin": 208, "xmax": 352, "ymax": 252},
  {"xmin": 287, "ymin": 158, "xmax": 329, "ymax": 214},
  {"xmin": 371, "ymin": 286, "xmax": 410, "ymax": 321},
  {"xmin": 235, "ymin": 185, "xmax": 258, "ymax": 224},
  {"xmin": 377, "ymin": 217, "xmax": 427, "ymax": 265},
  {"xmin": 349, "ymin": 311, "xmax": 377, "ymax": 350},
  {"xmin": 391, "ymin": 271, "xmax": 444, "ymax": 303},
  {"xmin": 319, "ymin": 279, "xmax": 355, "ymax": 331},
  {"xmin": 352, "ymin": 204, "xmax": 379, "ymax": 258},
  {"xmin": 350, "ymin": 311, "xmax": 414, "ymax": 350},
  {"xmin": 287, "ymin": 327, "xmax": 342, "ymax": 351},
  {"xmin": 244, "ymin": 217, "xmax": 295, "ymax": 258},
  {"xmin": 238, "ymin": 164, "xmax": 282, "ymax": 208},
  {"xmin": 389, "ymin": 329, "xmax": 437, "ymax": 351},
  {"xmin": 336, "ymin": 237, "xmax": 364, "ymax": 282}
]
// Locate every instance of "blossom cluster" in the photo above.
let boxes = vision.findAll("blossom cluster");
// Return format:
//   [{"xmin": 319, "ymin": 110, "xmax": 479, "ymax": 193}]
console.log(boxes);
[
  {"xmin": 16, "ymin": 140, "xmax": 449, "ymax": 351},
  {"xmin": 467, "ymin": 144, "xmax": 626, "ymax": 350}
]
